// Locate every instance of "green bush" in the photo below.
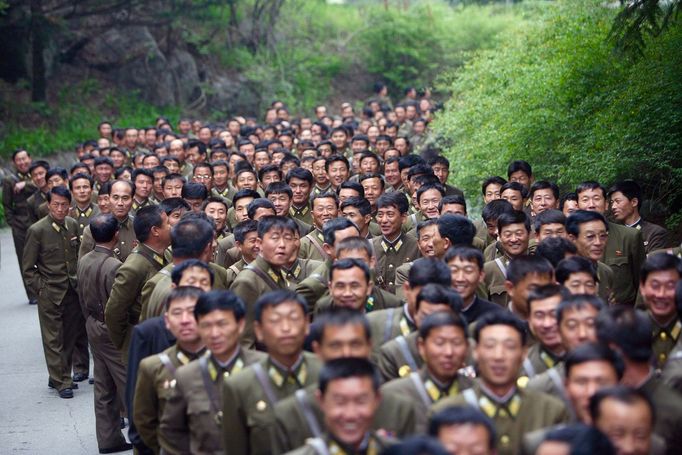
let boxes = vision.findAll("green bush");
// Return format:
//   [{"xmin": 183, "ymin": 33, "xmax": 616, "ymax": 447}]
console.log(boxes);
[{"xmin": 433, "ymin": 0, "xmax": 682, "ymax": 228}]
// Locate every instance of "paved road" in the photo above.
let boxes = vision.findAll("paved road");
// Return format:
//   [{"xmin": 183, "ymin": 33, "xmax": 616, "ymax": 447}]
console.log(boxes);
[{"xmin": 0, "ymin": 228, "xmax": 132, "ymax": 454}]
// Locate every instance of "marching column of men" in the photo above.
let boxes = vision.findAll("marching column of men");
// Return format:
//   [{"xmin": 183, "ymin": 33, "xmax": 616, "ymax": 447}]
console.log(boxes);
[{"xmin": 3, "ymin": 96, "xmax": 682, "ymax": 455}]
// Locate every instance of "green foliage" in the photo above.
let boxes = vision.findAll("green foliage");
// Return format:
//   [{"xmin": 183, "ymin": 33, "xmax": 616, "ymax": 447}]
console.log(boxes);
[
  {"xmin": 0, "ymin": 80, "xmax": 180, "ymax": 158},
  {"xmin": 434, "ymin": 0, "xmax": 682, "ymax": 227}
]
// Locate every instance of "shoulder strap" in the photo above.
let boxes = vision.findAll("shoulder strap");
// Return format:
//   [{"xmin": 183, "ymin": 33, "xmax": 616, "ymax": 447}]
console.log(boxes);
[
  {"xmin": 295, "ymin": 389, "xmax": 323, "ymax": 439},
  {"xmin": 245, "ymin": 264, "xmax": 280, "ymax": 291},
  {"xmin": 229, "ymin": 264, "xmax": 241, "ymax": 275},
  {"xmin": 494, "ymin": 257, "xmax": 507, "ymax": 277},
  {"xmin": 199, "ymin": 356, "xmax": 221, "ymax": 414},
  {"xmin": 252, "ymin": 362, "xmax": 279, "ymax": 407},
  {"xmin": 409, "ymin": 372, "xmax": 432, "ymax": 407},
  {"xmin": 306, "ymin": 437, "xmax": 331, "ymax": 455},
  {"xmin": 462, "ymin": 388, "xmax": 479, "ymax": 409},
  {"xmin": 93, "ymin": 257, "xmax": 109, "ymax": 313},
  {"xmin": 383, "ymin": 308, "xmax": 396, "ymax": 344},
  {"xmin": 396, "ymin": 336, "xmax": 418, "ymax": 372},
  {"xmin": 306, "ymin": 233, "xmax": 327, "ymax": 259},
  {"xmin": 547, "ymin": 368, "xmax": 568, "ymax": 402},
  {"xmin": 158, "ymin": 353, "xmax": 177, "ymax": 376},
  {"xmin": 522, "ymin": 358, "xmax": 536, "ymax": 379}
]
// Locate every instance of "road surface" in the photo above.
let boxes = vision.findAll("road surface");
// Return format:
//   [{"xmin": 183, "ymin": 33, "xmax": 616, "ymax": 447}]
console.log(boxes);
[{"xmin": 0, "ymin": 228, "xmax": 132, "ymax": 454}]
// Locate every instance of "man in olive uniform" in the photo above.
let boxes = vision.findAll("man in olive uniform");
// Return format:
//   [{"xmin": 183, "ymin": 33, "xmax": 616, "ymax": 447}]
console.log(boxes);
[
  {"xmin": 159, "ymin": 290, "xmax": 265, "ymax": 455},
  {"xmin": 24, "ymin": 159, "xmax": 50, "ymax": 227},
  {"xmin": 221, "ymin": 290, "xmax": 321, "ymax": 455},
  {"xmin": 4, "ymin": 149, "xmax": 37, "ymax": 303},
  {"xmin": 225, "ymin": 220, "xmax": 260, "ymax": 288},
  {"xmin": 265, "ymin": 181, "xmax": 313, "ymax": 236},
  {"xmin": 80, "ymin": 180, "xmax": 137, "ymax": 262},
  {"xmin": 22, "ymin": 187, "xmax": 83, "ymax": 398},
  {"xmin": 286, "ymin": 167, "xmax": 315, "ymax": 225},
  {"xmin": 285, "ymin": 357, "xmax": 396, "ymax": 455},
  {"xmin": 230, "ymin": 216, "xmax": 300, "ymax": 348},
  {"xmin": 270, "ymin": 308, "xmax": 415, "ymax": 453},
  {"xmin": 381, "ymin": 311, "xmax": 473, "ymax": 433},
  {"xmin": 28, "ymin": 167, "xmax": 67, "ymax": 224},
  {"xmin": 133, "ymin": 287, "xmax": 206, "ymax": 454},
  {"xmin": 373, "ymin": 192, "xmax": 420, "ymax": 294},
  {"xmin": 522, "ymin": 285, "xmax": 566, "ymax": 382},
  {"xmin": 432, "ymin": 312, "xmax": 570, "ymax": 455},
  {"xmin": 69, "ymin": 173, "xmax": 99, "ymax": 240},
  {"xmin": 576, "ymin": 181, "xmax": 645, "ymax": 306},
  {"xmin": 105, "ymin": 205, "xmax": 171, "ymax": 363},
  {"xmin": 298, "ymin": 192, "xmax": 338, "ymax": 262},
  {"xmin": 76, "ymin": 213, "xmax": 131, "ymax": 452},
  {"xmin": 377, "ymin": 284, "xmax": 462, "ymax": 382}
]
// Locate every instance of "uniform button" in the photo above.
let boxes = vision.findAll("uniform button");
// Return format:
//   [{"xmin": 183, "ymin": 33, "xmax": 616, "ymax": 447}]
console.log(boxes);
[
  {"xmin": 388, "ymin": 264, "xmax": 394, "ymax": 268},
  {"xmin": 659, "ymin": 353, "xmax": 667, "ymax": 364},
  {"xmin": 500, "ymin": 435, "xmax": 510, "ymax": 446},
  {"xmin": 660, "ymin": 332, "xmax": 667, "ymax": 340},
  {"xmin": 389, "ymin": 282, "xmax": 393, "ymax": 286}
]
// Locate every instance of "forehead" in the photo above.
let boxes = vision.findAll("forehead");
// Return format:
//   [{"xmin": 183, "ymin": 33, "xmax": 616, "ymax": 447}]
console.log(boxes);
[
  {"xmin": 518, "ymin": 272, "xmax": 553, "ymax": 287},
  {"xmin": 205, "ymin": 202, "xmax": 226, "ymax": 211},
  {"xmin": 577, "ymin": 220, "xmax": 607, "ymax": 233},
  {"xmin": 180, "ymin": 266, "xmax": 211, "ymax": 279},
  {"xmin": 331, "ymin": 266, "xmax": 366, "ymax": 281},
  {"xmin": 568, "ymin": 360, "xmax": 616, "ymax": 378},
  {"xmin": 50, "ymin": 194, "xmax": 69, "ymax": 203},
  {"xmin": 479, "ymin": 324, "xmax": 521, "ymax": 342},
  {"xmin": 313, "ymin": 197, "xmax": 336, "ymax": 207},
  {"xmin": 644, "ymin": 269, "xmax": 680, "ymax": 283},
  {"xmin": 448, "ymin": 256, "xmax": 480, "ymax": 269},
  {"xmin": 263, "ymin": 300, "xmax": 304, "ymax": 316},
  {"xmin": 111, "ymin": 182, "xmax": 132, "ymax": 195},
  {"xmin": 561, "ymin": 305, "xmax": 598, "ymax": 320},
  {"xmin": 168, "ymin": 296, "xmax": 197, "ymax": 310}
]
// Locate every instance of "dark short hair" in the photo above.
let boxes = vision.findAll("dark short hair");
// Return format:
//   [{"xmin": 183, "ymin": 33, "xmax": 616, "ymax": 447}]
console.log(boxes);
[
  {"xmin": 428, "ymin": 406, "xmax": 496, "ymax": 450},
  {"xmin": 507, "ymin": 160, "xmax": 532, "ymax": 179},
  {"xmin": 481, "ymin": 176, "xmax": 507, "ymax": 196},
  {"xmin": 247, "ymin": 198, "xmax": 276, "ymax": 220},
  {"xmin": 335, "ymin": 236, "xmax": 374, "ymax": 259},
  {"xmin": 596, "ymin": 306, "xmax": 652, "ymax": 363},
  {"xmin": 322, "ymin": 217, "xmax": 358, "ymax": 246},
  {"xmin": 254, "ymin": 289, "xmax": 308, "ymax": 322},
  {"xmin": 233, "ymin": 188, "xmax": 260, "ymax": 206},
  {"xmin": 46, "ymin": 167, "xmax": 68, "ymax": 182},
  {"xmin": 132, "ymin": 168, "xmax": 153, "ymax": 183},
  {"xmin": 527, "ymin": 284, "xmax": 566, "ymax": 313},
  {"xmin": 416, "ymin": 184, "xmax": 445, "ymax": 204},
  {"xmin": 556, "ymin": 256, "xmax": 598, "ymax": 285},
  {"xmin": 159, "ymin": 197, "xmax": 191, "ymax": 215},
  {"xmin": 171, "ymin": 217, "xmax": 215, "ymax": 258},
  {"xmin": 310, "ymin": 308, "xmax": 371, "ymax": 345},
  {"xmin": 536, "ymin": 237, "xmax": 578, "ymax": 268},
  {"xmin": 194, "ymin": 290, "xmax": 245, "ymax": 321},
  {"xmin": 608, "ymin": 180, "xmax": 642, "ymax": 202},
  {"xmin": 330, "ymin": 257, "xmax": 370, "ymax": 283},
  {"xmin": 640, "ymin": 253, "xmax": 682, "ymax": 284},
  {"xmin": 133, "ymin": 205, "xmax": 164, "ymax": 242},
  {"xmin": 473, "ymin": 311, "xmax": 527, "ymax": 345},
  {"xmin": 257, "ymin": 215, "xmax": 298, "ymax": 238},
  {"xmin": 559, "ymin": 192, "xmax": 578, "ymax": 211},
  {"xmin": 481, "ymin": 199, "xmax": 514, "ymax": 223},
  {"xmin": 542, "ymin": 424, "xmax": 615, "ymax": 455},
  {"xmin": 286, "ymin": 167, "xmax": 314, "ymax": 185},
  {"xmin": 171, "ymin": 259, "xmax": 214, "ymax": 286},
  {"xmin": 318, "ymin": 357, "xmax": 380, "ymax": 396},
  {"xmin": 533, "ymin": 209, "xmax": 566, "ymax": 233},
  {"xmin": 265, "ymin": 181, "xmax": 293, "ymax": 199},
  {"xmin": 529, "ymin": 180, "xmax": 559, "ymax": 200},
  {"xmin": 557, "ymin": 294, "xmax": 605, "ymax": 325},
  {"xmin": 418, "ymin": 310, "xmax": 468, "ymax": 340},
  {"xmin": 182, "ymin": 182, "xmax": 209, "ymax": 200},
  {"xmin": 89, "ymin": 213, "xmax": 119, "ymax": 243},
  {"xmin": 336, "ymin": 181, "xmax": 364, "ymax": 198},
  {"xmin": 29, "ymin": 160, "xmax": 50, "ymax": 174},
  {"xmin": 565, "ymin": 342, "xmax": 624, "ymax": 380},
  {"xmin": 408, "ymin": 258, "xmax": 451, "ymax": 288},
  {"xmin": 589, "ymin": 386, "xmax": 654, "ymax": 428},
  {"xmin": 438, "ymin": 214, "xmax": 476, "ymax": 247},
  {"xmin": 310, "ymin": 191, "xmax": 339, "ymax": 208},
  {"xmin": 416, "ymin": 284, "xmax": 463, "ymax": 313},
  {"xmin": 497, "ymin": 210, "xmax": 530, "ymax": 233},
  {"xmin": 380, "ymin": 437, "xmax": 450, "ymax": 455},
  {"xmin": 566, "ymin": 210, "xmax": 608, "ymax": 236},
  {"xmin": 439, "ymin": 194, "xmax": 467, "ymax": 213},
  {"xmin": 164, "ymin": 286, "xmax": 203, "ymax": 312},
  {"xmin": 500, "ymin": 181, "xmax": 528, "ymax": 199},
  {"xmin": 233, "ymin": 219, "xmax": 258, "ymax": 243},
  {"xmin": 443, "ymin": 246, "xmax": 484, "ymax": 270},
  {"xmin": 340, "ymin": 197, "xmax": 372, "ymax": 217},
  {"xmin": 506, "ymin": 255, "xmax": 554, "ymax": 286},
  {"xmin": 376, "ymin": 191, "xmax": 409, "ymax": 214},
  {"xmin": 575, "ymin": 181, "xmax": 606, "ymax": 199}
]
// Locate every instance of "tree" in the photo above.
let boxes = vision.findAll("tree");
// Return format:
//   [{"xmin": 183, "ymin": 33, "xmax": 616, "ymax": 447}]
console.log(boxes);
[{"xmin": 610, "ymin": 0, "xmax": 681, "ymax": 56}]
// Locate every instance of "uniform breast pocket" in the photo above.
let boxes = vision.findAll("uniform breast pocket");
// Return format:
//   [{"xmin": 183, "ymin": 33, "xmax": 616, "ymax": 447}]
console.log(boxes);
[
  {"xmin": 187, "ymin": 399, "xmax": 220, "ymax": 450},
  {"xmin": 606, "ymin": 256, "xmax": 629, "ymax": 271},
  {"xmin": 246, "ymin": 408, "xmax": 275, "ymax": 455},
  {"xmin": 488, "ymin": 285, "xmax": 508, "ymax": 308}
]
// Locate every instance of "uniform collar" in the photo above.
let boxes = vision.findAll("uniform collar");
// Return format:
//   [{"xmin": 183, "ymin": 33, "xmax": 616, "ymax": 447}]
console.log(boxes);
[
  {"xmin": 625, "ymin": 217, "xmax": 642, "ymax": 228},
  {"xmin": 478, "ymin": 383, "xmax": 522, "ymax": 419},
  {"xmin": 283, "ymin": 259, "xmax": 303, "ymax": 281},
  {"xmin": 649, "ymin": 312, "xmax": 681, "ymax": 342},
  {"xmin": 74, "ymin": 204, "xmax": 94, "ymax": 217},
  {"xmin": 48, "ymin": 215, "xmax": 67, "ymax": 232},
  {"xmin": 93, "ymin": 245, "xmax": 115, "ymax": 255},
  {"xmin": 209, "ymin": 348, "xmax": 245, "ymax": 380},
  {"xmin": 268, "ymin": 354, "xmax": 307, "ymax": 388},
  {"xmin": 290, "ymin": 204, "xmax": 310, "ymax": 216},
  {"xmin": 422, "ymin": 369, "xmax": 460, "ymax": 402},
  {"xmin": 327, "ymin": 432, "xmax": 379, "ymax": 455},
  {"xmin": 254, "ymin": 255, "xmax": 287, "ymax": 285},
  {"xmin": 381, "ymin": 234, "xmax": 404, "ymax": 253},
  {"xmin": 139, "ymin": 242, "xmax": 168, "ymax": 267},
  {"xmin": 401, "ymin": 304, "xmax": 417, "ymax": 335}
]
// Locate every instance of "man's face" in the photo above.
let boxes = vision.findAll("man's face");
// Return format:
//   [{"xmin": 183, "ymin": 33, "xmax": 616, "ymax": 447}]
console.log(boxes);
[
  {"xmin": 483, "ymin": 183, "xmax": 502, "ymax": 204},
  {"xmin": 71, "ymin": 178, "xmax": 92, "ymax": 206},
  {"xmin": 314, "ymin": 324, "xmax": 371, "ymax": 360},
  {"xmin": 437, "ymin": 423, "xmax": 493, "ymax": 455},
  {"xmin": 97, "ymin": 194, "xmax": 110, "ymax": 214},
  {"xmin": 499, "ymin": 223, "xmax": 529, "ymax": 258},
  {"xmin": 110, "ymin": 182, "xmax": 133, "ymax": 219},
  {"xmin": 254, "ymin": 151, "xmax": 271, "ymax": 171},
  {"xmin": 193, "ymin": 168, "xmax": 212, "ymax": 190},
  {"xmin": 501, "ymin": 188, "xmax": 524, "ymax": 211},
  {"xmin": 236, "ymin": 172, "xmax": 257, "ymax": 191},
  {"xmin": 431, "ymin": 163, "xmax": 449, "ymax": 185},
  {"xmin": 571, "ymin": 220, "xmax": 608, "ymax": 262},
  {"xmin": 197, "ymin": 310, "xmax": 244, "ymax": 358},
  {"xmin": 47, "ymin": 174, "xmax": 66, "ymax": 190},
  {"xmin": 289, "ymin": 178, "xmax": 311, "ymax": 206},
  {"xmin": 152, "ymin": 171, "xmax": 166, "ymax": 195},
  {"xmin": 185, "ymin": 198, "xmax": 204, "ymax": 213},
  {"xmin": 178, "ymin": 120, "xmax": 192, "ymax": 134},
  {"xmin": 268, "ymin": 193, "xmax": 291, "ymax": 217},
  {"xmin": 167, "ymin": 208, "xmax": 186, "ymax": 227},
  {"xmin": 565, "ymin": 360, "xmax": 619, "ymax": 424},
  {"xmin": 177, "ymin": 266, "xmax": 212, "ymax": 292},
  {"xmin": 311, "ymin": 197, "xmax": 338, "ymax": 230},
  {"xmin": 204, "ymin": 202, "xmax": 227, "ymax": 232},
  {"xmin": 577, "ymin": 188, "xmax": 607, "ymax": 214},
  {"xmin": 259, "ymin": 228, "xmax": 294, "ymax": 267},
  {"xmin": 338, "ymin": 188, "xmax": 360, "ymax": 204},
  {"xmin": 509, "ymin": 170, "xmax": 531, "ymax": 190},
  {"xmin": 384, "ymin": 162, "xmax": 401, "ymax": 188},
  {"xmin": 48, "ymin": 194, "xmax": 70, "ymax": 222},
  {"xmin": 376, "ymin": 205, "xmax": 405, "ymax": 239},
  {"xmin": 234, "ymin": 197, "xmax": 254, "ymax": 223},
  {"xmin": 318, "ymin": 377, "xmax": 380, "ymax": 449},
  {"xmin": 95, "ymin": 164, "xmax": 113, "ymax": 184},
  {"xmin": 507, "ymin": 273, "xmax": 554, "ymax": 318},
  {"xmin": 562, "ymin": 199, "xmax": 579, "ymax": 217},
  {"xmin": 595, "ymin": 398, "xmax": 653, "ymax": 455},
  {"xmin": 110, "ymin": 152, "xmax": 127, "ymax": 168},
  {"xmin": 125, "ymin": 129, "xmax": 138, "ymax": 148},
  {"xmin": 327, "ymin": 162, "xmax": 349, "ymax": 189},
  {"xmin": 475, "ymin": 325, "xmax": 525, "ymax": 390},
  {"xmin": 536, "ymin": 222, "xmax": 567, "ymax": 242},
  {"xmin": 361, "ymin": 178, "xmax": 383, "ymax": 208},
  {"xmin": 169, "ymin": 140, "xmax": 185, "ymax": 162},
  {"xmin": 641, "ymin": 269, "xmax": 680, "ymax": 323},
  {"xmin": 330, "ymin": 131, "xmax": 348, "ymax": 149},
  {"xmin": 418, "ymin": 325, "xmax": 468, "ymax": 384},
  {"xmin": 418, "ymin": 224, "xmax": 445, "ymax": 258},
  {"xmin": 531, "ymin": 189, "xmax": 558, "ymax": 215},
  {"xmin": 360, "ymin": 158, "xmax": 379, "ymax": 175},
  {"xmin": 441, "ymin": 203, "xmax": 466, "ymax": 217},
  {"xmin": 213, "ymin": 165, "xmax": 229, "ymax": 188},
  {"xmin": 165, "ymin": 297, "xmax": 200, "ymax": 344},
  {"xmin": 236, "ymin": 231, "xmax": 260, "ymax": 262},
  {"xmin": 609, "ymin": 191, "xmax": 637, "ymax": 223},
  {"xmin": 163, "ymin": 159, "xmax": 180, "ymax": 174},
  {"xmin": 134, "ymin": 175, "xmax": 153, "ymax": 199},
  {"xmin": 255, "ymin": 300, "xmax": 308, "ymax": 355},
  {"xmin": 448, "ymin": 257, "xmax": 484, "ymax": 303},
  {"xmin": 559, "ymin": 306, "xmax": 599, "ymax": 351},
  {"xmin": 312, "ymin": 159, "xmax": 329, "ymax": 186},
  {"xmin": 163, "ymin": 179, "xmax": 184, "ymax": 199},
  {"xmin": 529, "ymin": 295, "xmax": 562, "ymax": 352},
  {"xmin": 329, "ymin": 266, "xmax": 372, "ymax": 311},
  {"xmin": 418, "ymin": 188, "xmax": 442, "ymax": 219},
  {"xmin": 99, "ymin": 123, "xmax": 113, "ymax": 138},
  {"xmin": 341, "ymin": 206, "xmax": 370, "ymax": 234},
  {"xmin": 564, "ymin": 272, "xmax": 597, "ymax": 296},
  {"xmin": 260, "ymin": 171, "xmax": 281, "ymax": 190},
  {"xmin": 31, "ymin": 166, "xmax": 48, "ymax": 190},
  {"xmin": 198, "ymin": 127, "xmax": 211, "ymax": 144},
  {"xmin": 144, "ymin": 129, "xmax": 157, "ymax": 147}
]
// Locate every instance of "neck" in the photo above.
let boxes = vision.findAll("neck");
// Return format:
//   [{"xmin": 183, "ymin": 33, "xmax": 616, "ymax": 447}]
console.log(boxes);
[
  {"xmin": 360, "ymin": 226, "xmax": 369, "ymax": 238},
  {"xmin": 177, "ymin": 340, "xmax": 204, "ymax": 354},
  {"xmin": 461, "ymin": 294, "xmax": 476, "ymax": 310},
  {"xmin": 143, "ymin": 241, "xmax": 164, "ymax": 254},
  {"xmin": 270, "ymin": 351, "xmax": 301, "ymax": 369},
  {"xmin": 96, "ymin": 241, "xmax": 117, "ymax": 251},
  {"xmin": 544, "ymin": 343, "xmax": 566, "ymax": 357},
  {"xmin": 76, "ymin": 201, "xmax": 91, "ymax": 210},
  {"xmin": 428, "ymin": 368, "xmax": 455, "ymax": 386},
  {"xmin": 621, "ymin": 361, "xmax": 652, "ymax": 387},
  {"xmin": 482, "ymin": 380, "xmax": 515, "ymax": 399},
  {"xmin": 384, "ymin": 231, "xmax": 401, "ymax": 242},
  {"xmin": 624, "ymin": 212, "xmax": 641, "ymax": 226},
  {"xmin": 511, "ymin": 301, "xmax": 528, "ymax": 320},
  {"xmin": 651, "ymin": 312, "xmax": 676, "ymax": 327},
  {"xmin": 213, "ymin": 344, "xmax": 239, "ymax": 364}
]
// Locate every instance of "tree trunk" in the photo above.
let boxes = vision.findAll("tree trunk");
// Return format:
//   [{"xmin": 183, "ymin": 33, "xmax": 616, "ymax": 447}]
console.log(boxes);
[{"xmin": 30, "ymin": 0, "xmax": 47, "ymax": 102}]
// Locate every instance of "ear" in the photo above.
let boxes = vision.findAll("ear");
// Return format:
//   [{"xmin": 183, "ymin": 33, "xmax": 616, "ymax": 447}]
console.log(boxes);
[
  {"xmin": 322, "ymin": 243, "xmax": 334, "ymax": 258},
  {"xmin": 504, "ymin": 280, "xmax": 515, "ymax": 298},
  {"xmin": 254, "ymin": 321, "xmax": 264, "ymax": 343},
  {"xmin": 417, "ymin": 336, "xmax": 426, "ymax": 360},
  {"xmin": 443, "ymin": 238, "xmax": 452, "ymax": 250},
  {"xmin": 478, "ymin": 269, "xmax": 486, "ymax": 285},
  {"xmin": 366, "ymin": 281, "xmax": 373, "ymax": 297},
  {"xmin": 237, "ymin": 318, "xmax": 246, "ymax": 336},
  {"xmin": 315, "ymin": 389, "xmax": 323, "ymax": 408},
  {"xmin": 568, "ymin": 233, "xmax": 577, "ymax": 243},
  {"xmin": 631, "ymin": 197, "xmax": 639, "ymax": 209},
  {"xmin": 164, "ymin": 313, "xmax": 171, "ymax": 330}
]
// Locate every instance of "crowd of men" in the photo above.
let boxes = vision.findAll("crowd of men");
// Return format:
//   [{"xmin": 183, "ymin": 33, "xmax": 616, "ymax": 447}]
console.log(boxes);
[{"xmin": 3, "ymin": 88, "xmax": 682, "ymax": 455}]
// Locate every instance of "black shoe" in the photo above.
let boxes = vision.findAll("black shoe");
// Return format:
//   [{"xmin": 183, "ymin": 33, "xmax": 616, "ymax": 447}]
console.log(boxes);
[
  {"xmin": 49, "ymin": 379, "xmax": 77, "ymax": 389},
  {"xmin": 89, "ymin": 377, "xmax": 95, "ymax": 384},
  {"xmin": 73, "ymin": 372, "xmax": 89, "ymax": 382},
  {"xmin": 28, "ymin": 299, "xmax": 38, "ymax": 305},
  {"xmin": 99, "ymin": 443, "xmax": 133, "ymax": 454},
  {"xmin": 58, "ymin": 388, "xmax": 74, "ymax": 399}
]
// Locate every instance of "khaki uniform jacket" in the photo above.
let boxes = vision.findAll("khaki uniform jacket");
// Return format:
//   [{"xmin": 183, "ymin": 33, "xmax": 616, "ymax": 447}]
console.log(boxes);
[
  {"xmin": 160, "ymin": 349, "xmax": 265, "ymax": 455},
  {"xmin": 314, "ymin": 287, "xmax": 401, "ymax": 315},
  {"xmin": 604, "ymin": 221, "xmax": 646, "ymax": 305},
  {"xmin": 473, "ymin": 218, "xmax": 495, "ymax": 249},
  {"xmin": 596, "ymin": 261, "xmax": 616, "ymax": 304},
  {"xmin": 69, "ymin": 204, "xmax": 100, "ymax": 240},
  {"xmin": 381, "ymin": 369, "xmax": 474, "ymax": 433},
  {"xmin": 133, "ymin": 344, "xmax": 204, "ymax": 454},
  {"xmin": 367, "ymin": 305, "xmax": 416, "ymax": 355},
  {"xmin": 650, "ymin": 314, "xmax": 681, "ymax": 369},
  {"xmin": 226, "ymin": 258, "xmax": 247, "ymax": 289},
  {"xmin": 520, "ymin": 343, "xmax": 562, "ymax": 382},
  {"xmin": 525, "ymin": 362, "xmax": 572, "ymax": 410},
  {"xmin": 633, "ymin": 219, "xmax": 669, "ymax": 254},
  {"xmin": 222, "ymin": 353, "xmax": 321, "ymax": 455},
  {"xmin": 284, "ymin": 433, "xmax": 394, "ymax": 455},
  {"xmin": 2, "ymin": 170, "xmax": 35, "ymax": 230},
  {"xmin": 105, "ymin": 243, "xmax": 168, "ymax": 358},
  {"xmin": 230, "ymin": 256, "xmax": 291, "ymax": 348},
  {"xmin": 377, "ymin": 331, "xmax": 423, "ymax": 382},
  {"xmin": 640, "ymin": 373, "xmax": 682, "ymax": 455},
  {"xmin": 80, "ymin": 215, "xmax": 137, "ymax": 262},
  {"xmin": 215, "ymin": 234, "xmax": 240, "ymax": 269},
  {"xmin": 289, "ymin": 204, "xmax": 314, "ymax": 226},
  {"xmin": 662, "ymin": 336, "xmax": 682, "ymax": 393},
  {"xmin": 298, "ymin": 229, "xmax": 328, "ymax": 262},
  {"xmin": 26, "ymin": 190, "xmax": 48, "ymax": 224},
  {"xmin": 483, "ymin": 257, "xmax": 511, "ymax": 308},
  {"xmin": 23, "ymin": 215, "xmax": 80, "ymax": 302},
  {"xmin": 372, "ymin": 234, "xmax": 420, "ymax": 295},
  {"xmin": 76, "ymin": 246, "xmax": 121, "ymax": 321},
  {"xmin": 295, "ymin": 261, "xmax": 331, "ymax": 311},
  {"xmin": 271, "ymin": 382, "xmax": 415, "ymax": 453},
  {"xmin": 283, "ymin": 258, "xmax": 323, "ymax": 287},
  {"xmin": 432, "ymin": 381, "xmax": 570, "ymax": 455}
]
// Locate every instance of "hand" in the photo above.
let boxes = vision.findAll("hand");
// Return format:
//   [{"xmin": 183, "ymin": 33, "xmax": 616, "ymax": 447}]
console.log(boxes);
[{"xmin": 14, "ymin": 181, "xmax": 27, "ymax": 193}]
